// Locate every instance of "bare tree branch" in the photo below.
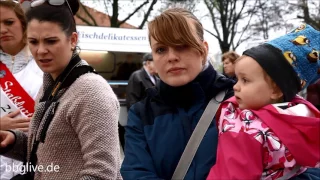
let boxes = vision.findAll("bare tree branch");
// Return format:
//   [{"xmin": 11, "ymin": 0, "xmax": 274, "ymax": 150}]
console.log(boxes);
[
  {"xmin": 78, "ymin": 0, "xmax": 156, "ymax": 28},
  {"xmin": 234, "ymin": 0, "xmax": 247, "ymax": 23},
  {"xmin": 118, "ymin": 0, "xmax": 149, "ymax": 26},
  {"xmin": 204, "ymin": 0, "xmax": 258, "ymax": 53},
  {"xmin": 79, "ymin": 3, "xmax": 98, "ymax": 26},
  {"xmin": 204, "ymin": 0, "xmax": 221, "ymax": 41},
  {"xmin": 234, "ymin": 6, "xmax": 256, "ymax": 49},
  {"xmin": 76, "ymin": 14, "xmax": 94, "ymax": 26},
  {"xmin": 204, "ymin": 28, "xmax": 219, "ymax": 39},
  {"xmin": 102, "ymin": 0, "xmax": 110, "ymax": 16},
  {"xmin": 297, "ymin": 0, "xmax": 320, "ymax": 29},
  {"xmin": 138, "ymin": 0, "xmax": 158, "ymax": 29}
]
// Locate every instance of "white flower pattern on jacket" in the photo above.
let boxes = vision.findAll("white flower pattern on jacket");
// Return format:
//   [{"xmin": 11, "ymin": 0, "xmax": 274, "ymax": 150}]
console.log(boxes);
[{"xmin": 218, "ymin": 103, "xmax": 306, "ymax": 180}]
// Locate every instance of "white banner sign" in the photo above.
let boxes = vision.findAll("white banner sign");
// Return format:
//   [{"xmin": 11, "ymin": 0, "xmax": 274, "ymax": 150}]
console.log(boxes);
[{"xmin": 77, "ymin": 26, "xmax": 151, "ymax": 53}]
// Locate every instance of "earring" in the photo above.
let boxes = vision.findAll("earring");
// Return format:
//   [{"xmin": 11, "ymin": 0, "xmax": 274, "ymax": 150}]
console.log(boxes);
[{"xmin": 71, "ymin": 47, "xmax": 75, "ymax": 51}]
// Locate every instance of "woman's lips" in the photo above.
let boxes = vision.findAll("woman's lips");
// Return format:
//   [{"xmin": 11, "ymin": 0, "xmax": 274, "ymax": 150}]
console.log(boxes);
[
  {"xmin": 39, "ymin": 59, "xmax": 52, "ymax": 66},
  {"xmin": 40, "ymin": 59, "xmax": 51, "ymax": 63},
  {"xmin": 168, "ymin": 67, "xmax": 185, "ymax": 74},
  {"xmin": 0, "ymin": 36, "xmax": 12, "ymax": 41}
]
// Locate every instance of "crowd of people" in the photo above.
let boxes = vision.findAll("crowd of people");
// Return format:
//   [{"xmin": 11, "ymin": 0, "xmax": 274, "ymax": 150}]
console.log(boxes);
[{"xmin": 0, "ymin": 0, "xmax": 319, "ymax": 180}]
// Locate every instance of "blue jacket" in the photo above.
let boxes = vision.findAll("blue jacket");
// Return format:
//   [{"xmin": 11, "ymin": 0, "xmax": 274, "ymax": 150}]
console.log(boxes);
[{"xmin": 121, "ymin": 65, "xmax": 235, "ymax": 180}]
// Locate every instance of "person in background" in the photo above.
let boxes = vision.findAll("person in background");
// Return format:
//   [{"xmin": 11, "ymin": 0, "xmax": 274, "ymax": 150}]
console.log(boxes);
[
  {"xmin": 0, "ymin": 1, "xmax": 42, "ymax": 179},
  {"xmin": 221, "ymin": 51, "xmax": 239, "ymax": 81},
  {"xmin": 120, "ymin": 53, "xmax": 158, "ymax": 148},
  {"xmin": 126, "ymin": 53, "xmax": 158, "ymax": 110},
  {"xmin": 0, "ymin": 0, "xmax": 122, "ymax": 179},
  {"xmin": 307, "ymin": 80, "xmax": 320, "ymax": 110},
  {"xmin": 115, "ymin": 54, "xmax": 140, "ymax": 80},
  {"xmin": 208, "ymin": 24, "xmax": 320, "ymax": 180},
  {"xmin": 121, "ymin": 8, "xmax": 235, "ymax": 180}
]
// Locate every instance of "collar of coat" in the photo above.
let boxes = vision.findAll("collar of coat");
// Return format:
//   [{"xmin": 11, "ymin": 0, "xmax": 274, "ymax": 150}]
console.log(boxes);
[{"xmin": 153, "ymin": 64, "xmax": 235, "ymax": 109}]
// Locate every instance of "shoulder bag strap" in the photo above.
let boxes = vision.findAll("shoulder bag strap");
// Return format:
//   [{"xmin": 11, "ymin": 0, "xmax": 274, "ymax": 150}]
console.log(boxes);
[{"xmin": 171, "ymin": 90, "xmax": 226, "ymax": 180}]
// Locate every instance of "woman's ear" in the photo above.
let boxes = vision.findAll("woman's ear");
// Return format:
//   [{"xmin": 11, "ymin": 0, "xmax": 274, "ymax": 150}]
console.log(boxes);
[
  {"xmin": 203, "ymin": 41, "xmax": 209, "ymax": 56},
  {"xmin": 71, "ymin": 32, "xmax": 78, "ymax": 48},
  {"xmin": 202, "ymin": 41, "xmax": 209, "ymax": 65}
]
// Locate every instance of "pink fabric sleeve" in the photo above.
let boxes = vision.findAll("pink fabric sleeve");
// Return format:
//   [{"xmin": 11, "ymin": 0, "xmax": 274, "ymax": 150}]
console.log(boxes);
[{"xmin": 207, "ymin": 131, "xmax": 264, "ymax": 180}]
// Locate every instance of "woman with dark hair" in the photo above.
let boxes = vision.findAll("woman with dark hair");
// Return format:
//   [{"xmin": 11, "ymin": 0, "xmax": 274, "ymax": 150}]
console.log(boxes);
[
  {"xmin": 0, "ymin": 0, "xmax": 122, "ymax": 179},
  {"xmin": 121, "ymin": 8, "xmax": 235, "ymax": 180},
  {"xmin": 0, "ymin": 1, "xmax": 42, "ymax": 179}
]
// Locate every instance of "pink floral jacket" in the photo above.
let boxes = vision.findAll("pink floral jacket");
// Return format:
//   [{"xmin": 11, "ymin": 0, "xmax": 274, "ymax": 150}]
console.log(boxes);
[{"xmin": 207, "ymin": 96, "xmax": 320, "ymax": 180}]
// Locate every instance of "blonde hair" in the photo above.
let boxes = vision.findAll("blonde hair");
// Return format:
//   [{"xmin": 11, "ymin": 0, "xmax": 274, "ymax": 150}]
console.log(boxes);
[
  {"xmin": 222, "ymin": 51, "xmax": 240, "ymax": 63},
  {"xmin": 0, "ymin": 0, "xmax": 27, "ymax": 49},
  {"xmin": 148, "ymin": 8, "xmax": 207, "ymax": 57}
]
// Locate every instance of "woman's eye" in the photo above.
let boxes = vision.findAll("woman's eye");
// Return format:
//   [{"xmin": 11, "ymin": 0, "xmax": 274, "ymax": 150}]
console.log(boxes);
[
  {"xmin": 28, "ymin": 40, "xmax": 37, "ymax": 45},
  {"xmin": 46, "ymin": 40, "xmax": 57, "ymax": 44},
  {"xmin": 156, "ymin": 47, "xmax": 165, "ymax": 54},
  {"xmin": 176, "ymin": 45, "xmax": 188, "ymax": 51},
  {"xmin": 4, "ymin": 20, "xmax": 14, "ymax": 26}
]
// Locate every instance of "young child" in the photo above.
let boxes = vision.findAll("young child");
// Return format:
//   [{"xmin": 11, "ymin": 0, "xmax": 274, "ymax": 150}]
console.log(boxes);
[{"xmin": 207, "ymin": 24, "xmax": 320, "ymax": 180}]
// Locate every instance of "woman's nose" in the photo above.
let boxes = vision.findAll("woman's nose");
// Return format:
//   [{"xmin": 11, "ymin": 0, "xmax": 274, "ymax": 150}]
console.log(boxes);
[
  {"xmin": 0, "ymin": 25, "xmax": 8, "ymax": 34},
  {"xmin": 167, "ymin": 48, "xmax": 179, "ymax": 63},
  {"xmin": 37, "ymin": 44, "xmax": 48, "ymax": 55}
]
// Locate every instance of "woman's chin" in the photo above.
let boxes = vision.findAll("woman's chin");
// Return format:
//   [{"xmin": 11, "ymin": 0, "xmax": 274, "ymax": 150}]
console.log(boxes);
[
  {"xmin": 39, "ymin": 67, "xmax": 56, "ymax": 75},
  {"xmin": 39, "ymin": 67, "xmax": 51, "ymax": 73},
  {"xmin": 164, "ymin": 77, "xmax": 190, "ymax": 87}
]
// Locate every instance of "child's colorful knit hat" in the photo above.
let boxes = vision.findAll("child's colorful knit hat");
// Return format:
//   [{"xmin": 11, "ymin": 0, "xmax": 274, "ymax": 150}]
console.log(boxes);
[{"xmin": 243, "ymin": 24, "xmax": 320, "ymax": 101}]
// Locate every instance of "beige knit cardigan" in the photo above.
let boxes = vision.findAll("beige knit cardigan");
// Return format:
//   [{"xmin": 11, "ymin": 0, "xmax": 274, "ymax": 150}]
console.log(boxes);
[{"xmin": 3, "ymin": 70, "xmax": 123, "ymax": 179}]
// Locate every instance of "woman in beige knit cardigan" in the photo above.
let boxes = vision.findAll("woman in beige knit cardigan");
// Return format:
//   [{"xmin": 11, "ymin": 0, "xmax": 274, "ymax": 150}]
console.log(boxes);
[{"xmin": 0, "ymin": 0, "xmax": 122, "ymax": 179}]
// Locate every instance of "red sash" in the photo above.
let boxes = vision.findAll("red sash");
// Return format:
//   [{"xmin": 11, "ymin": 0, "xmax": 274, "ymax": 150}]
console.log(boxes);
[{"xmin": 0, "ymin": 62, "xmax": 35, "ymax": 117}]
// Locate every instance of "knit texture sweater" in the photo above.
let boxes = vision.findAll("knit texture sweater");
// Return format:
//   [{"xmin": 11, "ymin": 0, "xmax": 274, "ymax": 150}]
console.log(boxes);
[{"xmin": 3, "ymin": 61, "xmax": 122, "ymax": 179}]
